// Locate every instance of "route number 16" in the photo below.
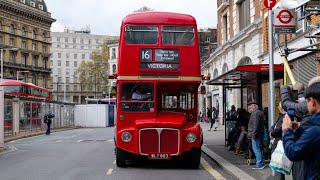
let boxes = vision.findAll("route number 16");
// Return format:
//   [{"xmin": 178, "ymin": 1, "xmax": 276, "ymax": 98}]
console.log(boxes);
[{"xmin": 141, "ymin": 49, "xmax": 152, "ymax": 61}]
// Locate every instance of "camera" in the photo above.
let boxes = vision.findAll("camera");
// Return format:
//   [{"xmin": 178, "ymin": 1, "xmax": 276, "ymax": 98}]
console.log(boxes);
[{"xmin": 287, "ymin": 108, "xmax": 295, "ymax": 121}]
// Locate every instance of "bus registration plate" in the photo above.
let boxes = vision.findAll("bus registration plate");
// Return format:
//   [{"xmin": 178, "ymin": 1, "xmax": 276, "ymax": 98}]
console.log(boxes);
[{"xmin": 148, "ymin": 153, "xmax": 170, "ymax": 159}]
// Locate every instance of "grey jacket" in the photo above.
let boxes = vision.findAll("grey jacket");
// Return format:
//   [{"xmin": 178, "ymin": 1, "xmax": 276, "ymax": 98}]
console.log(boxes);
[
  {"xmin": 280, "ymin": 86, "xmax": 308, "ymax": 121},
  {"xmin": 247, "ymin": 109, "xmax": 264, "ymax": 139}
]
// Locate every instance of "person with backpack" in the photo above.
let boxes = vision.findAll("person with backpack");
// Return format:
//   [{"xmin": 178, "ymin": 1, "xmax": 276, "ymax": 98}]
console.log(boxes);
[{"xmin": 44, "ymin": 110, "xmax": 55, "ymax": 135}]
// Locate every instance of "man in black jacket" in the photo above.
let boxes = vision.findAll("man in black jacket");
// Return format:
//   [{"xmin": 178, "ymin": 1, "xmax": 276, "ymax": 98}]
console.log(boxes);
[
  {"xmin": 247, "ymin": 101, "xmax": 265, "ymax": 169},
  {"xmin": 44, "ymin": 111, "xmax": 55, "ymax": 135}
]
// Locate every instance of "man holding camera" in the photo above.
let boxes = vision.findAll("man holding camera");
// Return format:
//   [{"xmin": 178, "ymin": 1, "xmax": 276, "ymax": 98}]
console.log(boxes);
[{"xmin": 282, "ymin": 82, "xmax": 320, "ymax": 180}]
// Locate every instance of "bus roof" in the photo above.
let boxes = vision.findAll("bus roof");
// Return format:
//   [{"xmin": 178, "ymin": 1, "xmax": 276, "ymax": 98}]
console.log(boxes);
[
  {"xmin": 122, "ymin": 12, "xmax": 197, "ymax": 25},
  {"xmin": 0, "ymin": 80, "xmax": 48, "ymax": 91}
]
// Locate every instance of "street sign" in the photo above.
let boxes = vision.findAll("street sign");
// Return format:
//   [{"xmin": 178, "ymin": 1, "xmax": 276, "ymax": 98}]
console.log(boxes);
[
  {"xmin": 264, "ymin": 0, "xmax": 276, "ymax": 10},
  {"xmin": 274, "ymin": 9, "xmax": 296, "ymax": 34}
]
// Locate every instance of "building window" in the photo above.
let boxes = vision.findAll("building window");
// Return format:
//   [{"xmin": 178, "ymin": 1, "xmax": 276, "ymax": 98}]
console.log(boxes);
[
  {"xmin": 81, "ymin": 46, "xmax": 84, "ymax": 49},
  {"xmin": 66, "ymin": 61, "xmax": 70, "ymax": 67},
  {"xmin": 74, "ymin": 61, "xmax": 78, "ymax": 67},
  {"xmin": 21, "ymin": 40, "xmax": 26, "ymax": 49},
  {"xmin": 74, "ymin": 85, "xmax": 78, "ymax": 91},
  {"xmin": 57, "ymin": 44, "xmax": 61, "ymax": 48},
  {"xmin": 57, "ymin": 37, "xmax": 60, "ymax": 42},
  {"xmin": 73, "ymin": 38, "xmax": 76, "ymax": 43},
  {"xmin": 0, "ymin": 36, "xmax": 3, "ymax": 44},
  {"xmin": 112, "ymin": 64, "xmax": 116, "ymax": 74},
  {"xmin": 32, "ymin": 56, "xmax": 37, "ymax": 67},
  {"xmin": 74, "ymin": 77, "xmax": 78, "ymax": 83},
  {"xmin": 39, "ymin": 4, "xmax": 43, "ymax": 10},
  {"xmin": 82, "ymin": 54, "xmax": 85, "ymax": 59},
  {"xmin": 65, "ymin": 37, "xmax": 68, "ymax": 42},
  {"xmin": 42, "ymin": 76, "xmax": 46, "ymax": 88},
  {"xmin": 96, "ymin": 39, "xmax": 99, "ymax": 44},
  {"xmin": 58, "ymin": 53, "xmax": 61, "ymax": 58},
  {"xmin": 30, "ymin": 1, "xmax": 36, "ymax": 7},
  {"xmin": 74, "ymin": 54, "xmax": 78, "ymax": 59},
  {"xmin": 9, "ymin": 24, "xmax": 15, "ymax": 34},
  {"xmin": 42, "ymin": 58, "xmax": 47, "ymax": 69},
  {"xmin": 73, "ymin": 70, "xmax": 77, "ymax": 76},
  {"xmin": 32, "ymin": 75, "xmax": 37, "ymax": 85},
  {"xmin": 58, "ymin": 85, "xmax": 62, "ymax": 91},
  {"xmin": 21, "ymin": 27, "xmax": 26, "ymax": 37},
  {"xmin": 21, "ymin": 54, "xmax": 27, "ymax": 66},
  {"xmin": 66, "ymin": 77, "xmax": 70, "ymax": 83},
  {"xmin": 112, "ymin": 48, "xmax": 116, "ymax": 59},
  {"xmin": 10, "ymin": 37, "xmax": 15, "ymax": 46},
  {"xmin": 80, "ymin": 38, "xmax": 84, "ymax": 43},
  {"xmin": 223, "ymin": 15, "xmax": 228, "ymax": 42},
  {"xmin": 50, "ymin": 60, "xmax": 53, "ymax": 66},
  {"xmin": 32, "ymin": 43, "xmax": 37, "ymax": 51},
  {"xmin": 42, "ymin": 33, "xmax": 46, "ymax": 41},
  {"xmin": 9, "ymin": 51, "xmax": 15, "ymax": 63},
  {"xmin": 32, "ymin": 30, "xmax": 36, "ymax": 39},
  {"xmin": 238, "ymin": 0, "xmax": 250, "ymax": 30},
  {"xmin": 66, "ymin": 69, "xmax": 70, "ymax": 75},
  {"xmin": 88, "ymin": 39, "xmax": 91, "ymax": 44},
  {"xmin": 58, "ymin": 60, "xmax": 61, "ymax": 66},
  {"xmin": 42, "ymin": 45, "xmax": 46, "ymax": 52},
  {"xmin": 73, "ymin": 45, "xmax": 76, "ymax": 49},
  {"xmin": 66, "ymin": 85, "xmax": 70, "ymax": 92},
  {"xmin": 66, "ymin": 53, "xmax": 70, "ymax": 58},
  {"xmin": 58, "ymin": 77, "xmax": 62, "ymax": 83}
]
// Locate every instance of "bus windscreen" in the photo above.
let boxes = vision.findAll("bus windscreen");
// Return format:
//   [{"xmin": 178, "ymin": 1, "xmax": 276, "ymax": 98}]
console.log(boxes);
[
  {"xmin": 125, "ymin": 26, "xmax": 158, "ymax": 44},
  {"xmin": 162, "ymin": 26, "xmax": 194, "ymax": 45}
]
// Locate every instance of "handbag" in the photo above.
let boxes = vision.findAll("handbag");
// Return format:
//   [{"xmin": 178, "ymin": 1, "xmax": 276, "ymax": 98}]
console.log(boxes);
[{"xmin": 269, "ymin": 140, "xmax": 293, "ymax": 175}]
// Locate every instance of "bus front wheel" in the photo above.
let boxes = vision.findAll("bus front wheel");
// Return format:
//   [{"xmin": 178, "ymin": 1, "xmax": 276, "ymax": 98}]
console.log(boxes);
[
  {"xmin": 116, "ymin": 147, "xmax": 127, "ymax": 167},
  {"xmin": 188, "ymin": 148, "xmax": 201, "ymax": 169}
]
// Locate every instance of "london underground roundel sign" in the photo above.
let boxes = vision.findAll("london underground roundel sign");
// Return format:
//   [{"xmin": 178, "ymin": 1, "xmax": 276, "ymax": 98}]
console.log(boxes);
[
  {"xmin": 264, "ymin": 0, "xmax": 276, "ymax": 10},
  {"xmin": 276, "ymin": 10, "xmax": 294, "ymax": 24}
]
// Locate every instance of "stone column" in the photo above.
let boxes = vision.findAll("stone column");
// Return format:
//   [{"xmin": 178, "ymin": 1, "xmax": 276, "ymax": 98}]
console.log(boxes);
[{"xmin": 12, "ymin": 98, "xmax": 20, "ymax": 135}]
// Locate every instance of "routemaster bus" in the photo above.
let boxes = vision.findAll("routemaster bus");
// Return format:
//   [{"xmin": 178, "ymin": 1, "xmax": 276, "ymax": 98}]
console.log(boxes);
[{"xmin": 115, "ymin": 12, "xmax": 202, "ymax": 168}]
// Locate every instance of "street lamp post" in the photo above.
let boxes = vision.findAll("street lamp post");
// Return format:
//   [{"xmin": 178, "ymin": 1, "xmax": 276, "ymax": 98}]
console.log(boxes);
[{"xmin": 1, "ymin": 47, "xmax": 19, "ymax": 149}]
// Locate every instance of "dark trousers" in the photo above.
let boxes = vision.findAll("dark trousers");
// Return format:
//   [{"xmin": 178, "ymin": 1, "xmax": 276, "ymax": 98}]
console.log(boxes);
[{"xmin": 46, "ymin": 123, "xmax": 51, "ymax": 135}]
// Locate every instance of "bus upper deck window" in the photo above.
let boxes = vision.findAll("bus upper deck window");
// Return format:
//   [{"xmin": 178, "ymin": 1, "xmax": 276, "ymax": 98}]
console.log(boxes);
[
  {"xmin": 162, "ymin": 26, "xmax": 194, "ymax": 45},
  {"xmin": 125, "ymin": 26, "xmax": 158, "ymax": 44}
]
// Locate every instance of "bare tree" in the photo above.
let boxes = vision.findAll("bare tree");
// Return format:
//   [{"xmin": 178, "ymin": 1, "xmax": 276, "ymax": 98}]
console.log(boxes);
[
  {"xmin": 78, "ymin": 43, "xmax": 109, "ymax": 97},
  {"xmin": 133, "ymin": 6, "xmax": 154, "ymax": 13}
]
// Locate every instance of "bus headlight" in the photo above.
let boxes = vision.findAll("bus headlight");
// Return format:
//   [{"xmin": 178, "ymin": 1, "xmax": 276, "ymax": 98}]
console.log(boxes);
[
  {"xmin": 121, "ymin": 132, "xmax": 132, "ymax": 142},
  {"xmin": 186, "ymin": 133, "xmax": 196, "ymax": 143}
]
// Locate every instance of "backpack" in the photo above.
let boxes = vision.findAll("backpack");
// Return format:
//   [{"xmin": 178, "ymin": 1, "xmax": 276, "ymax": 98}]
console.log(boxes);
[{"xmin": 43, "ymin": 115, "xmax": 48, "ymax": 123}]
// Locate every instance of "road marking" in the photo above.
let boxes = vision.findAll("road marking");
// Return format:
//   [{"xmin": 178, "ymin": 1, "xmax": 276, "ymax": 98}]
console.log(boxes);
[
  {"xmin": 77, "ymin": 140, "xmax": 82, "ymax": 143},
  {"xmin": 113, "ymin": 160, "xmax": 116, "ymax": 165},
  {"xmin": 107, "ymin": 139, "xmax": 114, "ymax": 142},
  {"xmin": 201, "ymin": 157, "xmax": 226, "ymax": 180},
  {"xmin": 106, "ymin": 168, "xmax": 113, "ymax": 175},
  {"xmin": 56, "ymin": 140, "xmax": 62, "ymax": 143}
]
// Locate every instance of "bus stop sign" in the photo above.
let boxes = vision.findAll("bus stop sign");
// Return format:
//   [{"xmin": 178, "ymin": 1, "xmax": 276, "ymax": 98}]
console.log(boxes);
[
  {"xmin": 274, "ymin": 9, "xmax": 296, "ymax": 34},
  {"xmin": 264, "ymin": 0, "xmax": 276, "ymax": 10}
]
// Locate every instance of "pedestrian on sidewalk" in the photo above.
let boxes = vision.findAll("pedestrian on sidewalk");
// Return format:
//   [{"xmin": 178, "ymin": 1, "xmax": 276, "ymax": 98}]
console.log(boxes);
[
  {"xmin": 209, "ymin": 107, "xmax": 217, "ymax": 131},
  {"xmin": 207, "ymin": 107, "xmax": 212, "ymax": 124},
  {"xmin": 269, "ymin": 103, "xmax": 286, "ymax": 180},
  {"xmin": 44, "ymin": 110, "xmax": 55, "ymax": 135},
  {"xmin": 247, "ymin": 101, "xmax": 265, "ymax": 170}
]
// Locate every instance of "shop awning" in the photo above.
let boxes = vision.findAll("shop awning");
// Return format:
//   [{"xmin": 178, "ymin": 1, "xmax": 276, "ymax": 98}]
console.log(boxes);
[{"xmin": 206, "ymin": 64, "xmax": 293, "ymax": 86}]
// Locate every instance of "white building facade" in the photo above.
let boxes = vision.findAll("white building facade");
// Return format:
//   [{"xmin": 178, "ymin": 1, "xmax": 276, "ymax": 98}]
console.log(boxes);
[{"xmin": 50, "ymin": 29, "xmax": 117, "ymax": 103}]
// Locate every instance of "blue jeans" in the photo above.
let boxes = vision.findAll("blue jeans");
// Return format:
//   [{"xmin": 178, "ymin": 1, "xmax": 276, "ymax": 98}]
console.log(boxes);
[{"xmin": 252, "ymin": 136, "xmax": 264, "ymax": 167}]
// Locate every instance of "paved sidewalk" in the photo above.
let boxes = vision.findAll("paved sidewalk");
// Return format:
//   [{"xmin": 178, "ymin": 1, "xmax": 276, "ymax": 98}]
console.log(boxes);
[
  {"xmin": 4, "ymin": 127, "xmax": 77, "ymax": 143},
  {"xmin": 201, "ymin": 123, "xmax": 279, "ymax": 180}
]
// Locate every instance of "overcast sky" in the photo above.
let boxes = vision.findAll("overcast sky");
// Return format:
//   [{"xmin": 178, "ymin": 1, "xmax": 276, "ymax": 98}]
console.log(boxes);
[{"xmin": 45, "ymin": 0, "xmax": 217, "ymax": 36}]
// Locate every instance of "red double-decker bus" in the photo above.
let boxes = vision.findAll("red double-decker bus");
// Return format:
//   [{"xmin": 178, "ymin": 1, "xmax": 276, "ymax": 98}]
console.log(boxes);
[
  {"xmin": 0, "ymin": 80, "xmax": 51, "ymax": 100},
  {"xmin": 115, "ymin": 12, "xmax": 202, "ymax": 168}
]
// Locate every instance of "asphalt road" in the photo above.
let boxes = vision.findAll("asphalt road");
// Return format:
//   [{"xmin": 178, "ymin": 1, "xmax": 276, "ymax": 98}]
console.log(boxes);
[{"xmin": 0, "ymin": 128, "xmax": 233, "ymax": 180}]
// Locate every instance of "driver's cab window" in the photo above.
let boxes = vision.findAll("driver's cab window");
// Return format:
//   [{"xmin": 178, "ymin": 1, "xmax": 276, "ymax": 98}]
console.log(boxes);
[{"xmin": 121, "ymin": 83, "xmax": 154, "ymax": 112}]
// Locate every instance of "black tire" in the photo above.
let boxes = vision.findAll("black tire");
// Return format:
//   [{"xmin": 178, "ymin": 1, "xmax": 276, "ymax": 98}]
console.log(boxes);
[
  {"xmin": 188, "ymin": 148, "xmax": 201, "ymax": 169},
  {"xmin": 116, "ymin": 147, "xmax": 127, "ymax": 167}
]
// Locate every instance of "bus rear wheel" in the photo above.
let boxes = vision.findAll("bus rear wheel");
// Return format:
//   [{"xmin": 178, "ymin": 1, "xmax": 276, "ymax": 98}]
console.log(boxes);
[
  {"xmin": 188, "ymin": 148, "xmax": 201, "ymax": 169},
  {"xmin": 116, "ymin": 147, "xmax": 127, "ymax": 167}
]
